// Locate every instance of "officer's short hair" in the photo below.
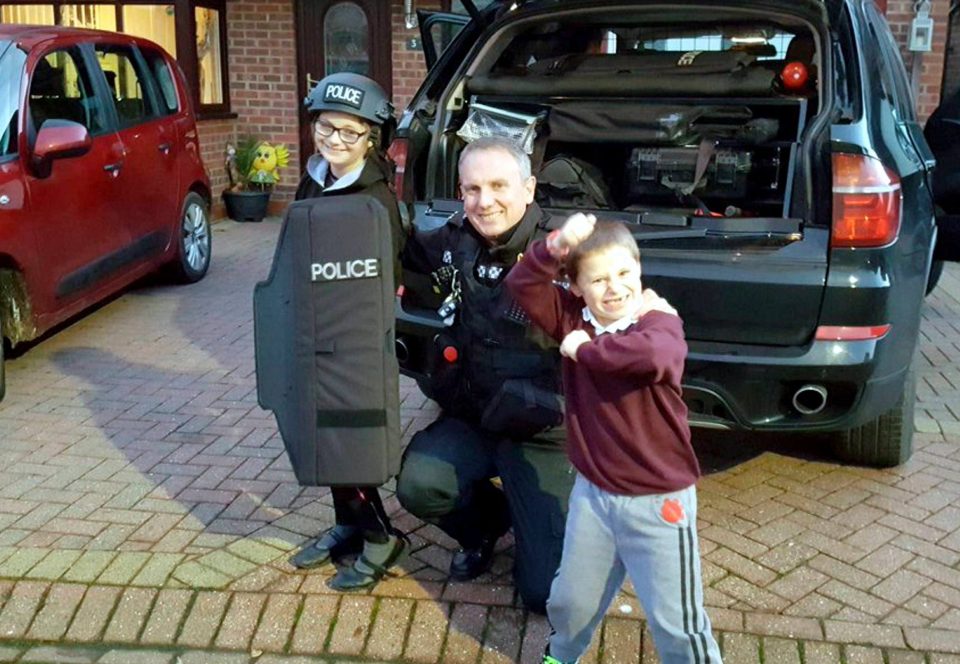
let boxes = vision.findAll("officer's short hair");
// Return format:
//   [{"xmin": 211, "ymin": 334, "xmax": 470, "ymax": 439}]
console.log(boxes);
[
  {"xmin": 567, "ymin": 220, "xmax": 641, "ymax": 283},
  {"xmin": 458, "ymin": 137, "xmax": 531, "ymax": 181}
]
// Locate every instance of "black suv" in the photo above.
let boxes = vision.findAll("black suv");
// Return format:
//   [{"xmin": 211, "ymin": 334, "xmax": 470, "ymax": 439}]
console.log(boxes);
[{"xmin": 390, "ymin": 0, "xmax": 942, "ymax": 467}]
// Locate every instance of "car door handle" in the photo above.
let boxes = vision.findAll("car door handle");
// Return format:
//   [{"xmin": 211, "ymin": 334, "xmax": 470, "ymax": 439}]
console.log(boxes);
[
  {"xmin": 103, "ymin": 162, "xmax": 123, "ymax": 174},
  {"xmin": 158, "ymin": 143, "xmax": 171, "ymax": 154}
]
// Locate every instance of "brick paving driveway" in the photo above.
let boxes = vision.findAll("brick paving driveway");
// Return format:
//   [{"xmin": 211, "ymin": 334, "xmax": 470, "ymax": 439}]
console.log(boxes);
[{"xmin": 0, "ymin": 219, "xmax": 959, "ymax": 664}]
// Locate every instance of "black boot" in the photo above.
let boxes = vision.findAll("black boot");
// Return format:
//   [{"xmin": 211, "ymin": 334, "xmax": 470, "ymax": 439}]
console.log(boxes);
[
  {"xmin": 450, "ymin": 536, "xmax": 499, "ymax": 581},
  {"xmin": 290, "ymin": 525, "xmax": 363, "ymax": 569},
  {"xmin": 327, "ymin": 533, "xmax": 408, "ymax": 591}
]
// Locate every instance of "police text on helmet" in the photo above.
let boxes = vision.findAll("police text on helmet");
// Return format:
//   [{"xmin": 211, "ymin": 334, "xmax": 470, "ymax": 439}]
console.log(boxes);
[
  {"xmin": 323, "ymin": 84, "xmax": 365, "ymax": 110},
  {"xmin": 311, "ymin": 259, "xmax": 380, "ymax": 282}
]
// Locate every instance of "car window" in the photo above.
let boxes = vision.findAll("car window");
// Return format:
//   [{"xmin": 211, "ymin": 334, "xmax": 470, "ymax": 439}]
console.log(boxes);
[
  {"xmin": 491, "ymin": 22, "xmax": 813, "ymax": 74},
  {"xmin": 0, "ymin": 40, "xmax": 25, "ymax": 159},
  {"xmin": 95, "ymin": 44, "xmax": 156, "ymax": 128},
  {"xmin": 428, "ymin": 19, "xmax": 467, "ymax": 63},
  {"xmin": 28, "ymin": 48, "xmax": 108, "ymax": 138},
  {"xmin": 831, "ymin": 5, "xmax": 861, "ymax": 122},
  {"xmin": 864, "ymin": 2, "xmax": 917, "ymax": 122},
  {"xmin": 140, "ymin": 47, "xmax": 178, "ymax": 115}
]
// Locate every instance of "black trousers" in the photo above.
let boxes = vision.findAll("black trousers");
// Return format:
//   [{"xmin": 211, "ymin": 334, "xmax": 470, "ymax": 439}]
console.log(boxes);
[
  {"xmin": 396, "ymin": 416, "xmax": 575, "ymax": 613},
  {"xmin": 331, "ymin": 487, "xmax": 392, "ymax": 541}
]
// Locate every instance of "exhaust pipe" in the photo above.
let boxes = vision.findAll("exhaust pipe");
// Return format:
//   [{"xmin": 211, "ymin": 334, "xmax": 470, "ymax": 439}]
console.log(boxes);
[
  {"xmin": 395, "ymin": 338, "xmax": 410, "ymax": 364},
  {"xmin": 792, "ymin": 384, "xmax": 827, "ymax": 415}
]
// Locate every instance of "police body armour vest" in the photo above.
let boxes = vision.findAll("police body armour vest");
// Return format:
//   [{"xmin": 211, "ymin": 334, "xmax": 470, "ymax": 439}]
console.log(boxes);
[
  {"xmin": 253, "ymin": 195, "xmax": 399, "ymax": 486},
  {"xmin": 449, "ymin": 231, "xmax": 560, "ymax": 408}
]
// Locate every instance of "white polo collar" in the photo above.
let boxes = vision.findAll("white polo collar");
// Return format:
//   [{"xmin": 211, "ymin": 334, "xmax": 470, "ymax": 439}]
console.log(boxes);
[
  {"xmin": 582, "ymin": 307, "xmax": 634, "ymax": 335},
  {"xmin": 306, "ymin": 154, "xmax": 365, "ymax": 192}
]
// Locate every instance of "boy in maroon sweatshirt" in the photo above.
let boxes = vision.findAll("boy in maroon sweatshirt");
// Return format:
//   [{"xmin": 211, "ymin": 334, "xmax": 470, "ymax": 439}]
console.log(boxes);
[{"xmin": 506, "ymin": 213, "xmax": 722, "ymax": 664}]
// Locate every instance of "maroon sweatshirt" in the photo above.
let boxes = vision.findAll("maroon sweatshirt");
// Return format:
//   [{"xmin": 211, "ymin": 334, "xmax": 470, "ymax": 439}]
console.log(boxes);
[{"xmin": 506, "ymin": 239, "xmax": 701, "ymax": 495}]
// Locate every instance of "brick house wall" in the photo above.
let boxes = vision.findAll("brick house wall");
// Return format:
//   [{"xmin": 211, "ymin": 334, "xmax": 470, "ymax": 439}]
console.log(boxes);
[
  {"xmin": 202, "ymin": 0, "xmax": 434, "ymax": 217},
  {"xmin": 391, "ymin": 0, "xmax": 442, "ymax": 110},
  {"xmin": 884, "ymin": 0, "xmax": 952, "ymax": 118},
  {"xmin": 201, "ymin": 0, "xmax": 953, "ymax": 218}
]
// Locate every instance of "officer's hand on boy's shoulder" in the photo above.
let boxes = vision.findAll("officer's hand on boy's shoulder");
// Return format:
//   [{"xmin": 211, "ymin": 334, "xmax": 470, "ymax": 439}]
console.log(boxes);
[
  {"xmin": 635, "ymin": 289, "xmax": 678, "ymax": 319},
  {"xmin": 560, "ymin": 329, "xmax": 591, "ymax": 360},
  {"xmin": 548, "ymin": 213, "xmax": 597, "ymax": 257}
]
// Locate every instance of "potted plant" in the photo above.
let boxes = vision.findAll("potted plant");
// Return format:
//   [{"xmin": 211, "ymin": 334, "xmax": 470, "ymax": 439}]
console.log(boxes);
[{"xmin": 222, "ymin": 137, "xmax": 289, "ymax": 222}]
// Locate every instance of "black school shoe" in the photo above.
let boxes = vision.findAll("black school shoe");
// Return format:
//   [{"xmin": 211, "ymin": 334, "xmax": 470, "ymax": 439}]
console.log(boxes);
[
  {"xmin": 327, "ymin": 533, "xmax": 409, "ymax": 591},
  {"xmin": 290, "ymin": 525, "xmax": 364, "ymax": 569},
  {"xmin": 449, "ymin": 536, "xmax": 498, "ymax": 581}
]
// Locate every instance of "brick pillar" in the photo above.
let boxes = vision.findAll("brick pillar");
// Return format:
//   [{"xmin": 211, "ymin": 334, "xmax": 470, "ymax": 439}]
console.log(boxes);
[
  {"xmin": 391, "ymin": 0, "xmax": 442, "ymax": 110},
  {"xmin": 884, "ymin": 0, "xmax": 952, "ymax": 120},
  {"xmin": 228, "ymin": 0, "xmax": 300, "ymax": 205}
]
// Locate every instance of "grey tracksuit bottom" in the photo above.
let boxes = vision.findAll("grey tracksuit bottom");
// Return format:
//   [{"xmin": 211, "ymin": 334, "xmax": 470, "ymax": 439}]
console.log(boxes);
[{"xmin": 546, "ymin": 475, "xmax": 722, "ymax": 664}]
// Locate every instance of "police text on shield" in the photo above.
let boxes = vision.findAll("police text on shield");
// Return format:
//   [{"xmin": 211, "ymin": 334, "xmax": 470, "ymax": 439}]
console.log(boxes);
[{"xmin": 311, "ymin": 259, "xmax": 380, "ymax": 282}]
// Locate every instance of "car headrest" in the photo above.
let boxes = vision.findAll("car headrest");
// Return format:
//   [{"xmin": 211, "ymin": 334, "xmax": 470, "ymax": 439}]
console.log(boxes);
[
  {"xmin": 785, "ymin": 34, "xmax": 815, "ymax": 64},
  {"xmin": 31, "ymin": 60, "xmax": 64, "ymax": 97}
]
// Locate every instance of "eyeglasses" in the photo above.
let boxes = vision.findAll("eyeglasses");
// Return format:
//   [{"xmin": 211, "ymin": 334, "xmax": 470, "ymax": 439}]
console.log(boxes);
[{"xmin": 314, "ymin": 121, "xmax": 368, "ymax": 145}]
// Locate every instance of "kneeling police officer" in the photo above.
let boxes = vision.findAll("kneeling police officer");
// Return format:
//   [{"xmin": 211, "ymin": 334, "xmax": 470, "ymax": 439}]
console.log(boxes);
[{"xmin": 398, "ymin": 136, "xmax": 574, "ymax": 613}]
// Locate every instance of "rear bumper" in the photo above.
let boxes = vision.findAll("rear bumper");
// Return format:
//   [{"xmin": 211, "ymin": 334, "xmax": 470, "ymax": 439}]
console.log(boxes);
[{"xmin": 683, "ymin": 336, "xmax": 908, "ymax": 432}]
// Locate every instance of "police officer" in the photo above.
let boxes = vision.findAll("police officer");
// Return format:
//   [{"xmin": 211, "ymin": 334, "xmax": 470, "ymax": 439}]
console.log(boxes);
[
  {"xmin": 397, "ymin": 136, "xmax": 575, "ymax": 613},
  {"xmin": 288, "ymin": 72, "xmax": 406, "ymax": 590}
]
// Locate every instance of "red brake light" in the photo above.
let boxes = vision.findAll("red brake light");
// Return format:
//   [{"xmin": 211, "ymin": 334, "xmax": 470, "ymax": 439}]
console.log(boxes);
[
  {"xmin": 815, "ymin": 325, "xmax": 891, "ymax": 341},
  {"xmin": 387, "ymin": 138, "xmax": 409, "ymax": 200},
  {"xmin": 831, "ymin": 153, "xmax": 901, "ymax": 248}
]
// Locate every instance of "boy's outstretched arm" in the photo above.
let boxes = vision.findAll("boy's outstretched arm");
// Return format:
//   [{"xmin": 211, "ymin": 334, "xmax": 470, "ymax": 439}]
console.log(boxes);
[
  {"xmin": 505, "ymin": 240, "xmax": 571, "ymax": 342},
  {"xmin": 507, "ymin": 212, "xmax": 597, "ymax": 341}
]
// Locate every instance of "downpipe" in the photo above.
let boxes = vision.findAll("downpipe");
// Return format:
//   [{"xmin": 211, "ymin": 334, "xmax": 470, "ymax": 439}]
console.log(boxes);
[{"xmin": 792, "ymin": 384, "xmax": 828, "ymax": 415}]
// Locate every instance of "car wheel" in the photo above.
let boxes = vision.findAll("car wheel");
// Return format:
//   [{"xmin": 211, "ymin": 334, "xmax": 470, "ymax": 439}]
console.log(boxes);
[
  {"xmin": 925, "ymin": 259, "xmax": 944, "ymax": 296},
  {"xmin": 172, "ymin": 192, "xmax": 211, "ymax": 283},
  {"xmin": 831, "ymin": 364, "xmax": 915, "ymax": 468}
]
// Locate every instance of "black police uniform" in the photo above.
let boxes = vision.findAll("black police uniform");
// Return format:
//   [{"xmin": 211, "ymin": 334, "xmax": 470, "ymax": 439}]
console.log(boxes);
[
  {"xmin": 294, "ymin": 156, "xmax": 404, "ymax": 541},
  {"xmin": 397, "ymin": 202, "xmax": 575, "ymax": 613}
]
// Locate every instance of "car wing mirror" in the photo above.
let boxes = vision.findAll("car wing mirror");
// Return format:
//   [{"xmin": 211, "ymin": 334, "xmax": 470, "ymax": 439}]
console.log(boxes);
[{"xmin": 31, "ymin": 120, "xmax": 92, "ymax": 178}]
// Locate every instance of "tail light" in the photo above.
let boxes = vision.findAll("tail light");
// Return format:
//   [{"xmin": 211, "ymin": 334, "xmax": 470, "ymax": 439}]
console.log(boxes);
[
  {"xmin": 815, "ymin": 325, "xmax": 891, "ymax": 341},
  {"xmin": 831, "ymin": 153, "xmax": 901, "ymax": 248},
  {"xmin": 387, "ymin": 137, "xmax": 409, "ymax": 200}
]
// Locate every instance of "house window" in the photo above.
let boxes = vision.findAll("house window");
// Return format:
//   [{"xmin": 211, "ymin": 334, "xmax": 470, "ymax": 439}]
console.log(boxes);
[
  {"xmin": 195, "ymin": 4, "xmax": 222, "ymax": 104},
  {"xmin": 122, "ymin": 4, "xmax": 176, "ymax": 57},
  {"xmin": 0, "ymin": 0, "xmax": 229, "ymax": 116},
  {"xmin": 61, "ymin": 3, "xmax": 116, "ymax": 29},
  {"xmin": 1, "ymin": 4, "xmax": 53, "ymax": 23},
  {"xmin": 324, "ymin": 2, "xmax": 369, "ymax": 75}
]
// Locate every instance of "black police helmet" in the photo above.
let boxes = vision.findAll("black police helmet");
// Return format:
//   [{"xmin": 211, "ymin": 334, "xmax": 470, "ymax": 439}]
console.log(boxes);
[{"xmin": 304, "ymin": 72, "xmax": 394, "ymax": 126}]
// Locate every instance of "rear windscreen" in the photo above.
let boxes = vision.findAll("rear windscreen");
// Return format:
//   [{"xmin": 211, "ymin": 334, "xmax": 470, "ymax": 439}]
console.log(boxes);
[{"xmin": 491, "ymin": 21, "xmax": 816, "ymax": 75}]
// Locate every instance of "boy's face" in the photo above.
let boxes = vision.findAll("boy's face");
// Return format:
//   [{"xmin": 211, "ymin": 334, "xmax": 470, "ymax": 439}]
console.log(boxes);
[{"xmin": 571, "ymin": 246, "xmax": 642, "ymax": 327}]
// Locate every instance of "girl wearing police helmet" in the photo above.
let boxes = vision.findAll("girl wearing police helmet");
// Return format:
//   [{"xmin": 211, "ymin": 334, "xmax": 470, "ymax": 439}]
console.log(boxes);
[{"xmin": 290, "ymin": 72, "xmax": 406, "ymax": 590}]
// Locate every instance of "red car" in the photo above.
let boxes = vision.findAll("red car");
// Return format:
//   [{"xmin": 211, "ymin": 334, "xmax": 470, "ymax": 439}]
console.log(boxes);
[{"xmin": 0, "ymin": 25, "xmax": 212, "ymax": 400}]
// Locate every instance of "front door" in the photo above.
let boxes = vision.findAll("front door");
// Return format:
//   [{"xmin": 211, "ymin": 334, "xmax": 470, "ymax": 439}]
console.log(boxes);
[
  {"xmin": 23, "ymin": 46, "xmax": 131, "ymax": 318},
  {"xmin": 93, "ymin": 42, "xmax": 179, "ymax": 257},
  {"xmin": 295, "ymin": 0, "xmax": 392, "ymax": 169}
]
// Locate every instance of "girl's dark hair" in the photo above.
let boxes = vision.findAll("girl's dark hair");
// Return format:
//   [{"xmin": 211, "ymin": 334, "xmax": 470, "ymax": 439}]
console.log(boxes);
[{"xmin": 566, "ymin": 220, "xmax": 640, "ymax": 283}]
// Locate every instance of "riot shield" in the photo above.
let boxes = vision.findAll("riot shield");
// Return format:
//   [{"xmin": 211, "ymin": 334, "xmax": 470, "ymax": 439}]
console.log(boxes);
[{"xmin": 253, "ymin": 194, "xmax": 400, "ymax": 486}]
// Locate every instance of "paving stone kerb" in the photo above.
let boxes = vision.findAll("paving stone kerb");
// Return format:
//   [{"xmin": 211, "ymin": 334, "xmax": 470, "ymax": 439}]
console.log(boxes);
[{"xmin": 1, "ymin": 220, "xmax": 959, "ymax": 662}]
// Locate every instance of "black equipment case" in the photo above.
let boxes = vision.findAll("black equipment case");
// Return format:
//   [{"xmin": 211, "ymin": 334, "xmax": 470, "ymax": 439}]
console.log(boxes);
[{"xmin": 253, "ymin": 195, "xmax": 400, "ymax": 486}]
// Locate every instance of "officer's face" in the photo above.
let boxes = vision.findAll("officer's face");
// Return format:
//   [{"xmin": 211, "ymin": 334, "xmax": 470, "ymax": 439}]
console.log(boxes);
[
  {"xmin": 459, "ymin": 148, "xmax": 536, "ymax": 242},
  {"xmin": 315, "ymin": 111, "xmax": 371, "ymax": 177}
]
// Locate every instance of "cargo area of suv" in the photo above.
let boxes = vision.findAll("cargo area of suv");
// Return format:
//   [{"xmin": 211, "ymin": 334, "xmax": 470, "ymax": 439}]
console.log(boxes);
[{"xmin": 393, "ymin": 0, "xmax": 938, "ymax": 467}]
